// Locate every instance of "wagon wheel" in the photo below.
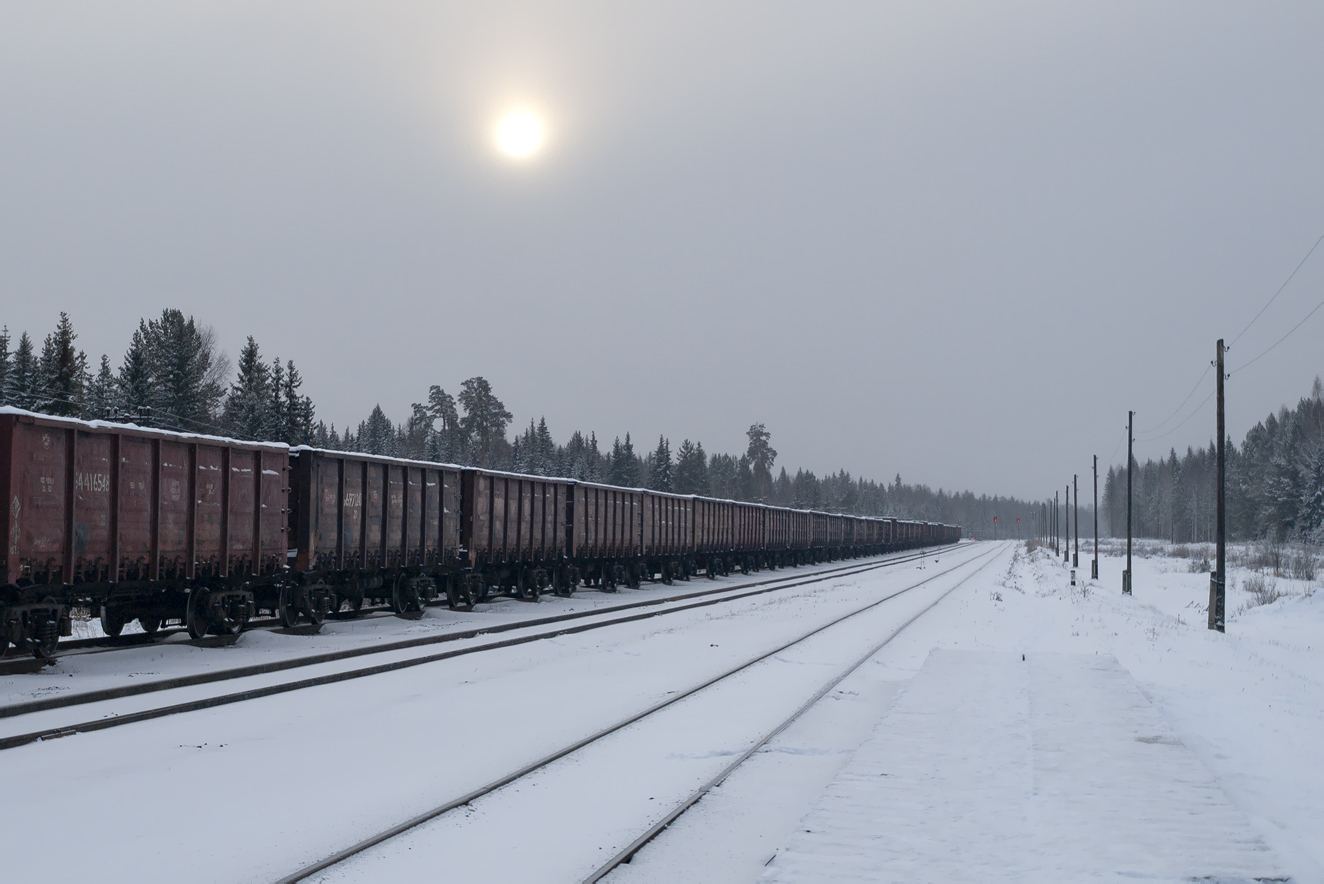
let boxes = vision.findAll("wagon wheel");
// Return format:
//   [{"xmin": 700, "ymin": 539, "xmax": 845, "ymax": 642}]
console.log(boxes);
[
  {"xmin": 523, "ymin": 568, "xmax": 541, "ymax": 602},
  {"xmin": 99, "ymin": 605, "xmax": 126, "ymax": 637},
  {"xmin": 626, "ymin": 563, "xmax": 641, "ymax": 590},
  {"xmin": 138, "ymin": 616, "xmax": 162, "ymax": 636},
  {"xmin": 186, "ymin": 587, "xmax": 211, "ymax": 640},
  {"xmin": 661, "ymin": 562, "xmax": 673, "ymax": 586},
  {"xmin": 392, "ymin": 580, "xmax": 425, "ymax": 620},
  {"xmin": 306, "ymin": 589, "xmax": 327, "ymax": 627},
  {"xmin": 278, "ymin": 585, "xmax": 302, "ymax": 628},
  {"xmin": 31, "ymin": 599, "xmax": 61, "ymax": 658},
  {"xmin": 554, "ymin": 567, "xmax": 572, "ymax": 597},
  {"xmin": 445, "ymin": 577, "xmax": 463, "ymax": 610}
]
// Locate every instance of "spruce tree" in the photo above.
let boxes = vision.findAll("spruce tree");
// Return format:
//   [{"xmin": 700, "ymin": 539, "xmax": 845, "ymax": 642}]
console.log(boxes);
[
  {"xmin": 83, "ymin": 355, "xmax": 118, "ymax": 420},
  {"xmin": 363, "ymin": 405, "xmax": 393, "ymax": 455},
  {"xmin": 223, "ymin": 337, "xmax": 270, "ymax": 439},
  {"xmin": 6, "ymin": 332, "xmax": 39, "ymax": 410},
  {"xmin": 140, "ymin": 310, "xmax": 225, "ymax": 432},
  {"xmin": 649, "ymin": 436, "xmax": 672, "ymax": 491},
  {"xmin": 0, "ymin": 326, "xmax": 9, "ymax": 405},
  {"xmin": 36, "ymin": 312, "xmax": 85, "ymax": 416},
  {"xmin": 117, "ymin": 328, "xmax": 154, "ymax": 421}
]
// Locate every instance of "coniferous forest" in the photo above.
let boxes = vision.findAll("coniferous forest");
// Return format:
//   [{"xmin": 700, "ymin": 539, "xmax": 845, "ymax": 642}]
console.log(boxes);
[
  {"xmin": 1102, "ymin": 378, "xmax": 1324, "ymax": 544},
  {"xmin": 3, "ymin": 310, "xmax": 1318, "ymax": 542}
]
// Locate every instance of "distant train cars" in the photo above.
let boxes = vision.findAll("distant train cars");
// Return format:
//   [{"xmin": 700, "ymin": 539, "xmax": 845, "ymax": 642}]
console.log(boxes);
[{"xmin": 0, "ymin": 407, "xmax": 961, "ymax": 657}]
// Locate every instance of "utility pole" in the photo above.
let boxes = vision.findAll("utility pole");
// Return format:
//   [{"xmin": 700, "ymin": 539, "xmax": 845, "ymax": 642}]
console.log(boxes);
[
  {"xmin": 1125, "ymin": 410, "xmax": 1133, "ymax": 595},
  {"xmin": 1064, "ymin": 483, "xmax": 1070, "ymax": 562},
  {"xmin": 1054, "ymin": 490, "xmax": 1059, "ymax": 555},
  {"xmin": 1210, "ymin": 340, "xmax": 1226, "ymax": 632},
  {"xmin": 1092, "ymin": 454, "xmax": 1099, "ymax": 580},
  {"xmin": 1073, "ymin": 474, "xmax": 1079, "ymax": 568}
]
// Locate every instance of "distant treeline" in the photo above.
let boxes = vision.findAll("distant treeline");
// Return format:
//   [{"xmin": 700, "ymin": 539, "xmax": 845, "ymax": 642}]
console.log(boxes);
[
  {"xmin": 1103, "ymin": 378, "xmax": 1324, "ymax": 544},
  {"xmin": 2, "ymin": 310, "xmax": 1044, "ymax": 532}
]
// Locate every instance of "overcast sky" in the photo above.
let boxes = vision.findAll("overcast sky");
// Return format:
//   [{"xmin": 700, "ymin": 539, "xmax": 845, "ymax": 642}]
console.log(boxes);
[{"xmin": 2, "ymin": 2, "xmax": 1322, "ymax": 501}]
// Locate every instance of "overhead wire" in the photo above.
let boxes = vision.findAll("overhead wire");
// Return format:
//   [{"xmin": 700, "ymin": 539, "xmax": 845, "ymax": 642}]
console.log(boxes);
[
  {"xmin": 1229, "ymin": 289, "xmax": 1324, "ymax": 376},
  {"xmin": 1135, "ymin": 364, "xmax": 1210, "ymax": 435},
  {"xmin": 1228, "ymin": 233, "xmax": 1324, "ymax": 349},
  {"xmin": 1135, "ymin": 390, "xmax": 1215, "ymax": 445}
]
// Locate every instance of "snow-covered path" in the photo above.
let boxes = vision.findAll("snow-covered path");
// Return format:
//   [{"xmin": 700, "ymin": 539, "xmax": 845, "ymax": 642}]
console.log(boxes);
[{"xmin": 761, "ymin": 650, "xmax": 1283, "ymax": 883}]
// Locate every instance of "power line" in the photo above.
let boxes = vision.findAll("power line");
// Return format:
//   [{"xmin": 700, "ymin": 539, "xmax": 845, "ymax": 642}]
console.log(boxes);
[
  {"xmin": 1135, "ymin": 389, "xmax": 1214, "ymax": 444},
  {"xmin": 1228, "ymin": 233, "xmax": 1324, "ymax": 348},
  {"xmin": 1229, "ymin": 289, "xmax": 1324, "ymax": 376},
  {"xmin": 1136, "ymin": 364, "xmax": 1210, "ymax": 435}
]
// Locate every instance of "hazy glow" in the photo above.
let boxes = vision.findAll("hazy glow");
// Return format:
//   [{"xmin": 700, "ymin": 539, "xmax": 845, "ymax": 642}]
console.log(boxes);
[{"xmin": 494, "ymin": 110, "xmax": 545, "ymax": 160}]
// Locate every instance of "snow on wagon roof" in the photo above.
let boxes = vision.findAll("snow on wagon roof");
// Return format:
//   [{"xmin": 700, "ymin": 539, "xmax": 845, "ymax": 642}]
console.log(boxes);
[{"xmin": 0, "ymin": 405, "xmax": 289, "ymax": 450}]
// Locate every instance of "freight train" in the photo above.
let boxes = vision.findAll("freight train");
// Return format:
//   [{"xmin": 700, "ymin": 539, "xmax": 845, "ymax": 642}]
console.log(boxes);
[{"xmin": 0, "ymin": 408, "xmax": 961, "ymax": 657}]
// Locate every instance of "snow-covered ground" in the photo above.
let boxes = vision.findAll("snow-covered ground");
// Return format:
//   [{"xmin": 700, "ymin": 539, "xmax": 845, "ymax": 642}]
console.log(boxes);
[
  {"xmin": 0, "ymin": 543, "xmax": 995, "ymax": 882},
  {"xmin": 614, "ymin": 540, "xmax": 1323, "ymax": 883},
  {"xmin": 0, "ymin": 553, "xmax": 923, "ymax": 709},
  {"xmin": 2, "ymin": 539, "xmax": 1319, "ymax": 882}
]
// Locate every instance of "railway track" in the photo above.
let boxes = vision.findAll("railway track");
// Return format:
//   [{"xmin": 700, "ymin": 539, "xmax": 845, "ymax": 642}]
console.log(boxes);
[
  {"xmin": 1, "ymin": 547, "xmax": 953, "ymax": 677},
  {"xmin": 0, "ymin": 545, "xmax": 962, "ymax": 751},
  {"xmin": 276, "ymin": 541, "xmax": 1006, "ymax": 884}
]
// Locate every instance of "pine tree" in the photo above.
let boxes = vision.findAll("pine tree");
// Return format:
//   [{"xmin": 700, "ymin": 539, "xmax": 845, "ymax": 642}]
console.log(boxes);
[
  {"xmin": 745, "ymin": 423, "xmax": 777, "ymax": 501},
  {"xmin": 35, "ymin": 312, "xmax": 85, "ymax": 416},
  {"xmin": 6, "ymin": 332, "xmax": 39, "ymax": 410},
  {"xmin": 649, "ymin": 436, "xmax": 672, "ymax": 491},
  {"xmin": 674, "ymin": 439, "xmax": 709, "ymax": 494},
  {"xmin": 362, "ymin": 405, "xmax": 393, "ymax": 455},
  {"xmin": 83, "ymin": 355, "xmax": 118, "ymax": 420},
  {"xmin": 281, "ymin": 359, "xmax": 314, "ymax": 445},
  {"xmin": 222, "ymin": 337, "xmax": 270, "ymax": 440},
  {"xmin": 117, "ymin": 328, "xmax": 154, "ymax": 421},
  {"xmin": 1298, "ymin": 442, "xmax": 1324, "ymax": 542},
  {"xmin": 266, "ymin": 358, "xmax": 287, "ymax": 441},
  {"xmin": 139, "ymin": 310, "xmax": 226, "ymax": 432},
  {"xmin": 609, "ymin": 433, "xmax": 640, "ymax": 487},
  {"xmin": 458, "ymin": 377, "xmax": 512, "ymax": 466},
  {"xmin": 0, "ymin": 326, "xmax": 10, "ymax": 405},
  {"xmin": 535, "ymin": 417, "xmax": 556, "ymax": 475}
]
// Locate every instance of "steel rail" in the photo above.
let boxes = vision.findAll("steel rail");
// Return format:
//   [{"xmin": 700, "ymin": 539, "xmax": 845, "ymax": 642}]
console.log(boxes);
[
  {"xmin": 582, "ymin": 541, "xmax": 1008, "ymax": 883},
  {"xmin": 273, "ymin": 542, "xmax": 1002, "ymax": 884},
  {"xmin": 0, "ymin": 547, "xmax": 962, "ymax": 751},
  {"xmin": 0, "ymin": 546, "xmax": 949, "ymax": 721}
]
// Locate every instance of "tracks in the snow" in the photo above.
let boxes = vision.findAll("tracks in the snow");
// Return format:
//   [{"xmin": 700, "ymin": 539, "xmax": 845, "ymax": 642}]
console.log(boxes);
[
  {"xmin": 0, "ymin": 546, "xmax": 957, "ymax": 751},
  {"xmin": 275, "ymin": 541, "xmax": 1006, "ymax": 884}
]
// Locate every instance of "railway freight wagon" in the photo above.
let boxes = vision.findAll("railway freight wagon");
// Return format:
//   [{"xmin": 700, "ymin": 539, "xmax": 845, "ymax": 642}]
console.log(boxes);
[
  {"xmin": 460, "ymin": 468, "xmax": 569, "ymax": 602},
  {"xmin": 568, "ymin": 481, "xmax": 645, "ymax": 589},
  {"xmin": 692, "ymin": 496, "xmax": 736, "ymax": 577},
  {"xmin": 0, "ymin": 408, "xmax": 288, "ymax": 655},
  {"xmin": 640, "ymin": 490, "xmax": 692, "ymax": 584},
  {"xmin": 287, "ymin": 448, "xmax": 464, "ymax": 621}
]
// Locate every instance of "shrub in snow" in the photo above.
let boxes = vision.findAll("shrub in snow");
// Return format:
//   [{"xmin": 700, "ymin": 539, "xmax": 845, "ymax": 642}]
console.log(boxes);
[{"xmin": 1243, "ymin": 572, "xmax": 1284, "ymax": 608}]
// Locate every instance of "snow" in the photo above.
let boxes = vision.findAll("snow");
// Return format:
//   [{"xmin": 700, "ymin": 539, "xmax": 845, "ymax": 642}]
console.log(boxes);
[
  {"xmin": 2, "ymin": 539, "xmax": 1320, "ymax": 882},
  {"xmin": 0, "ymin": 545, "xmax": 989, "ymax": 882},
  {"xmin": 760, "ymin": 650, "xmax": 1283, "ymax": 882}
]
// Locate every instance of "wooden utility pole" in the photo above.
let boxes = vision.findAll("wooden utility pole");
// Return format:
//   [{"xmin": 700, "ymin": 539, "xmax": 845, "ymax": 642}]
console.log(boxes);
[
  {"xmin": 1210, "ymin": 340, "xmax": 1226, "ymax": 631},
  {"xmin": 1064, "ymin": 483, "xmax": 1071, "ymax": 562},
  {"xmin": 1073, "ymin": 474, "xmax": 1079, "ymax": 568},
  {"xmin": 1125, "ymin": 410, "xmax": 1133, "ymax": 595},
  {"xmin": 1092, "ymin": 454, "xmax": 1099, "ymax": 580},
  {"xmin": 1054, "ymin": 490, "xmax": 1059, "ymax": 555}
]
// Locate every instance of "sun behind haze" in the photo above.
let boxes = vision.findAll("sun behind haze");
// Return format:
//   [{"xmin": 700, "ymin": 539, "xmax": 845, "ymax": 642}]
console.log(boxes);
[{"xmin": 493, "ymin": 110, "xmax": 545, "ymax": 160}]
